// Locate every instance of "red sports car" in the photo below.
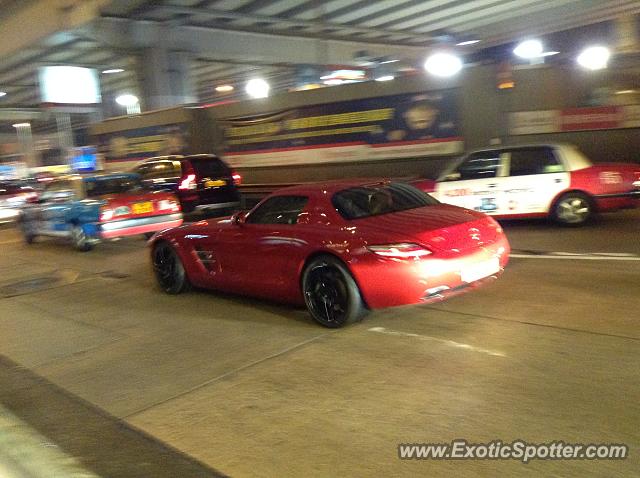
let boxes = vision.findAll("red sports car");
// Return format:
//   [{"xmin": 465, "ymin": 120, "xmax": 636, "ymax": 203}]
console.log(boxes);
[{"xmin": 150, "ymin": 180, "xmax": 510, "ymax": 327}]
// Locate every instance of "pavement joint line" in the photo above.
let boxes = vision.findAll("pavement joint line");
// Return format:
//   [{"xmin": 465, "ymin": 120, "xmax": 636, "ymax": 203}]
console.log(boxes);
[
  {"xmin": 0, "ymin": 403, "xmax": 100, "ymax": 478},
  {"xmin": 123, "ymin": 332, "xmax": 332, "ymax": 419},
  {"xmin": 368, "ymin": 326, "xmax": 506, "ymax": 357},
  {"xmin": 423, "ymin": 306, "xmax": 640, "ymax": 342}
]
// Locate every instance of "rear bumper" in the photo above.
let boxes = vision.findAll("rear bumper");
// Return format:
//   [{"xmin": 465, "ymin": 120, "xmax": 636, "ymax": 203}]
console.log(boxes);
[
  {"xmin": 100, "ymin": 213, "xmax": 183, "ymax": 239},
  {"xmin": 351, "ymin": 236, "xmax": 510, "ymax": 309}
]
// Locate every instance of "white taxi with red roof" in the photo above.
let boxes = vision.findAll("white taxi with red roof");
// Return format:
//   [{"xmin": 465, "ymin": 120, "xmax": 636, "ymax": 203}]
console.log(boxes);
[{"xmin": 412, "ymin": 144, "xmax": 640, "ymax": 225}]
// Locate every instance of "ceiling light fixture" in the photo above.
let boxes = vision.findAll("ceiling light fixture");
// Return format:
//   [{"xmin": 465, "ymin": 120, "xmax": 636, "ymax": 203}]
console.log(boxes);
[
  {"xmin": 102, "ymin": 68, "xmax": 125, "ymax": 74},
  {"xmin": 577, "ymin": 46, "xmax": 610, "ymax": 70},
  {"xmin": 424, "ymin": 52, "xmax": 463, "ymax": 77},
  {"xmin": 456, "ymin": 39, "xmax": 480, "ymax": 46},
  {"xmin": 246, "ymin": 78, "xmax": 270, "ymax": 99},
  {"xmin": 215, "ymin": 84, "xmax": 234, "ymax": 93},
  {"xmin": 513, "ymin": 39, "xmax": 544, "ymax": 59}
]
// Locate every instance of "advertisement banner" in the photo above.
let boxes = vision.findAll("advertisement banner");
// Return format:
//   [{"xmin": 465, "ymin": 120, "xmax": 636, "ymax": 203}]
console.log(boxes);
[
  {"xmin": 97, "ymin": 123, "xmax": 191, "ymax": 167},
  {"xmin": 220, "ymin": 91, "xmax": 463, "ymax": 168},
  {"xmin": 509, "ymin": 105, "xmax": 639, "ymax": 135}
]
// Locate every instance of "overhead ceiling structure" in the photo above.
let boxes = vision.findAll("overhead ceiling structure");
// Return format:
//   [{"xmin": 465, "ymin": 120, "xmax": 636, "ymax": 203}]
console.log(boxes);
[{"xmin": 0, "ymin": 0, "xmax": 639, "ymax": 126}]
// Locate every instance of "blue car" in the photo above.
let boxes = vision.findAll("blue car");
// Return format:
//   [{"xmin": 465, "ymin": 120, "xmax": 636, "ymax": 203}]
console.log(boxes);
[{"xmin": 20, "ymin": 173, "xmax": 183, "ymax": 251}]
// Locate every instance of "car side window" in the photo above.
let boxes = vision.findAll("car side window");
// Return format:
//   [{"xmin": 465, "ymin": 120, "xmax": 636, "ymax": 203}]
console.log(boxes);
[
  {"xmin": 446, "ymin": 151, "xmax": 502, "ymax": 181},
  {"xmin": 246, "ymin": 196, "xmax": 309, "ymax": 225},
  {"xmin": 507, "ymin": 147, "xmax": 564, "ymax": 176}
]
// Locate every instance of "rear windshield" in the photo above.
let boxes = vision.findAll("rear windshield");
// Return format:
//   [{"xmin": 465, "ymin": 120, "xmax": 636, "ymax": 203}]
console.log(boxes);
[
  {"xmin": 332, "ymin": 182, "xmax": 438, "ymax": 220},
  {"xmin": 188, "ymin": 157, "xmax": 230, "ymax": 177},
  {"xmin": 85, "ymin": 176, "xmax": 145, "ymax": 197}
]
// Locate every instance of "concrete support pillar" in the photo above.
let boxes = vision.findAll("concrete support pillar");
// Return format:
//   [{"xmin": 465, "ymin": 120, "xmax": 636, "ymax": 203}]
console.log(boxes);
[{"xmin": 137, "ymin": 46, "xmax": 196, "ymax": 110}]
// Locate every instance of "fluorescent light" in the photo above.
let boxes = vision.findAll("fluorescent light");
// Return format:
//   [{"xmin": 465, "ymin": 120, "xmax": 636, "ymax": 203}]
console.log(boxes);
[
  {"xmin": 456, "ymin": 39, "xmax": 480, "ymax": 46},
  {"xmin": 379, "ymin": 59, "xmax": 400, "ymax": 64},
  {"xmin": 615, "ymin": 90, "xmax": 635, "ymax": 95},
  {"xmin": 577, "ymin": 46, "xmax": 610, "ymax": 70},
  {"xmin": 514, "ymin": 39, "xmax": 544, "ymax": 59},
  {"xmin": 375, "ymin": 75, "xmax": 395, "ymax": 82},
  {"xmin": 0, "ymin": 91, "xmax": 6, "ymax": 97},
  {"xmin": 102, "ymin": 68, "xmax": 124, "ymax": 74},
  {"xmin": 246, "ymin": 78, "xmax": 269, "ymax": 99},
  {"xmin": 115, "ymin": 94, "xmax": 139, "ymax": 106},
  {"xmin": 539, "ymin": 51, "xmax": 559, "ymax": 57},
  {"xmin": 215, "ymin": 84, "xmax": 234, "ymax": 93},
  {"xmin": 12, "ymin": 123, "xmax": 30, "ymax": 128},
  {"xmin": 424, "ymin": 52, "xmax": 463, "ymax": 77}
]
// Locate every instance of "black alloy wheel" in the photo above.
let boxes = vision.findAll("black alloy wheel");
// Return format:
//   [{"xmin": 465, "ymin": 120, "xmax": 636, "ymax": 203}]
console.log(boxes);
[
  {"xmin": 153, "ymin": 242, "xmax": 191, "ymax": 294},
  {"xmin": 302, "ymin": 255, "xmax": 366, "ymax": 328}
]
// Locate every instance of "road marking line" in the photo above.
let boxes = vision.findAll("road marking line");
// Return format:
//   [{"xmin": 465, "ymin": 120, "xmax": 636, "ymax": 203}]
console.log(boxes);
[
  {"xmin": 510, "ymin": 253, "xmax": 640, "ymax": 261},
  {"xmin": 368, "ymin": 326, "xmax": 505, "ymax": 357}
]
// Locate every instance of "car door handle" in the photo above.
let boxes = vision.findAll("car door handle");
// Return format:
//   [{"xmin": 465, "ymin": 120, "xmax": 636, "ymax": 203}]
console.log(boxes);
[
  {"xmin": 487, "ymin": 183, "xmax": 497, "ymax": 188},
  {"xmin": 555, "ymin": 178, "xmax": 562, "ymax": 183}
]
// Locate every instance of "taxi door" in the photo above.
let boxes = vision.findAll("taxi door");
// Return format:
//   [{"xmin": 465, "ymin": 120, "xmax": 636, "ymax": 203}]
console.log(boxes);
[
  {"xmin": 499, "ymin": 147, "xmax": 570, "ymax": 214},
  {"xmin": 434, "ymin": 150, "xmax": 510, "ymax": 215}
]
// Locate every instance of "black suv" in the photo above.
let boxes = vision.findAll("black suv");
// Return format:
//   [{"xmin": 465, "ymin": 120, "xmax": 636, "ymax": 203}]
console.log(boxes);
[{"xmin": 133, "ymin": 154, "xmax": 241, "ymax": 214}]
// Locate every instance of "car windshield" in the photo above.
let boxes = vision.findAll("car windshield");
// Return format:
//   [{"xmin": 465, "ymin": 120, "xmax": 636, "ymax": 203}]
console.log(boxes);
[
  {"xmin": 85, "ymin": 176, "xmax": 145, "ymax": 197},
  {"xmin": 332, "ymin": 182, "xmax": 438, "ymax": 220}
]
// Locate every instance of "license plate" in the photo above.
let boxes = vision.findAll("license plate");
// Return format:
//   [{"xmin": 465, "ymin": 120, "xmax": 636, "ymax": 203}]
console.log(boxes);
[
  {"xmin": 132, "ymin": 202, "xmax": 153, "ymax": 214},
  {"xmin": 461, "ymin": 257, "xmax": 500, "ymax": 283},
  {"xmin": 205, "ymin": 179, "xmax": 226, "ymax": 188}
]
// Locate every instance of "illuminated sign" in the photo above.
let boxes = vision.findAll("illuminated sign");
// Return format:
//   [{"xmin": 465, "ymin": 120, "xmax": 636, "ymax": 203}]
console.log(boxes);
[{"xmin": 39, "ymin": 66, "xmax": 101, "ymax": 105}]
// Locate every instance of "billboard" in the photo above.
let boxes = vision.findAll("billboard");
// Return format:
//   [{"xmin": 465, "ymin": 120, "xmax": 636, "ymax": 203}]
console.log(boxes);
[
  {"xmin": 97, "ymin": 123, "xmax": 191, "ymax": 166},
  {"xmin": 39, "ymin": 66, "xmax": 101, "ymax": 105},
  {"xmin": 220, "ymin": 90, "xmax": 463, "ymax": 168},
  {"xmin": 509, "ymin": 105, "xmax": 640, "ymax": 135}
]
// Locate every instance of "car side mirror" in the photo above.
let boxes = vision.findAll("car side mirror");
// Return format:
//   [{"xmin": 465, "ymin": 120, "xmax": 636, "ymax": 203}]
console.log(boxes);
[{"xmin": 231, "ymin": 211, "xmax": 246, "ymax": 225}]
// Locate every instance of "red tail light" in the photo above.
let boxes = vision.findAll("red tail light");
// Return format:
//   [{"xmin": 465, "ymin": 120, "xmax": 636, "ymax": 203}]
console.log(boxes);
[
  {"xmin": 633, "ymin": 171, "xmax": 640, "ymax": 188},
  {"xmin": 179, "ymin": 174, "xmax": 197, "ymax": 190},
  {"xmin": 367, "ymin": 243, "xmax": 432, "ymax": 259},
  {"xmin": 232, "ymin": 172, "xmax": 242, "ymax": 186}
]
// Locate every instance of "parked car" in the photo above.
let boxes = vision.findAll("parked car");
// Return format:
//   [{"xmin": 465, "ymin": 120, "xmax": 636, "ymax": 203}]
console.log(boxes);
[
  {"xmin": 20, "ymin": 173, "xmax": 182, "ymax": 251},
  {"xmin": 132, "ymin": 154, "xmax": 241, "ymax": 214},
  {"xmin": 412, "ymin": 143, "xmax": 640, "ymax": 225},
  {"xmin": 150, "ymin": 180, "xmax": 509, "ymax": 328},
  {"xmin": 0, "ymin": 181, "xmax": 37, "ymax": 223}
]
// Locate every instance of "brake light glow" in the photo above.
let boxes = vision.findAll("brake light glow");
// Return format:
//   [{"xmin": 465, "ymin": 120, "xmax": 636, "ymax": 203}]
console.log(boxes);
[
  {"xmin": 633, "ymin": 171, "xmax": 640, "ymax": 188},
  {"xmin": 179, "ymin": 174, "xmax": 197, "ymax": 190},
  {"xmin": 232, "ymin": 172, "xmax": 242, "ymax": 186},
  {"xmin": 368, "ymin": 243, "xmax": 432, "ymax": 259}
]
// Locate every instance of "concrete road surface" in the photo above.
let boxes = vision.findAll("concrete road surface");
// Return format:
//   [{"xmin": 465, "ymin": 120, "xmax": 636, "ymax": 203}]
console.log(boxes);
[{"xmin": 0, "ymin": 210, "xmax": 638, "ymax": 477}]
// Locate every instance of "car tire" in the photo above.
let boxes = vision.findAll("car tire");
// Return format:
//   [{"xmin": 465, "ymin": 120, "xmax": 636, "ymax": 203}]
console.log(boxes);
[
  {"xmin": 302, "ymin": 255, "xmax": 367, "ymax": 328},
  {"xmin": 72, "ymin": 225, "xmax": 93, "ymax": 252},
  {"xmin": 552, "ymin": 192, "xmax": 593, "ymax": 226},
  {"xmin": 152, "ymin": 242, "xmax": 191, "ymax": 294}
]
